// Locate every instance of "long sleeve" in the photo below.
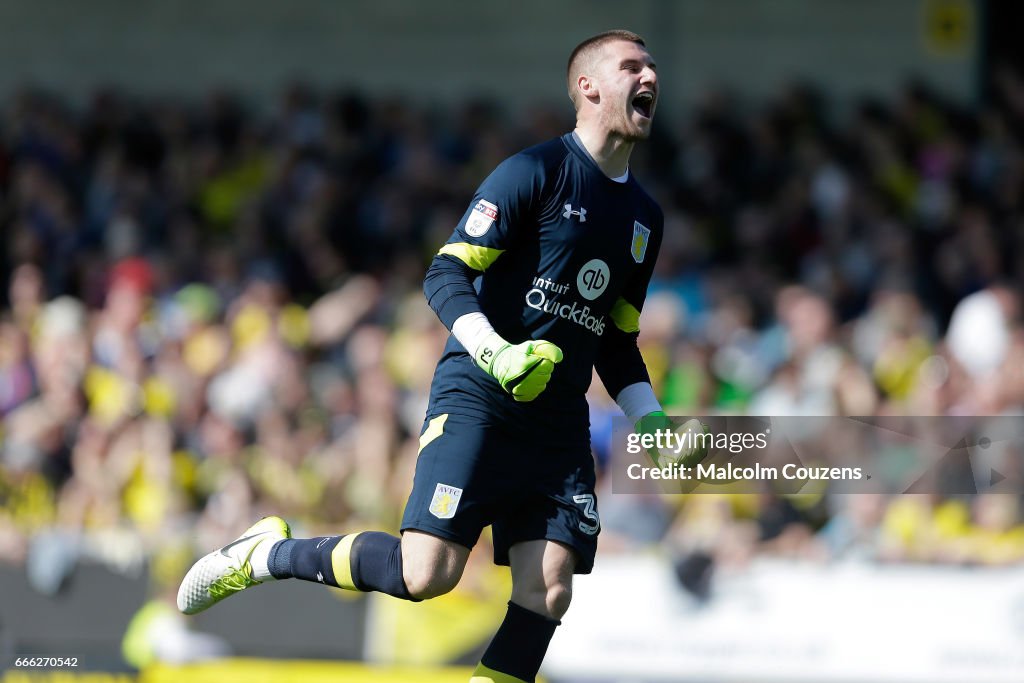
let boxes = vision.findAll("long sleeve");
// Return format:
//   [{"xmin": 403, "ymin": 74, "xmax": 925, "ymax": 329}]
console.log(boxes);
[
  {"xmin": 594, "ymin": 209, "xmax": 663, "ymax": 398},
  {"xmin": 422, "ymin": 151, "xmax": 545, "ymax": 330},
  {"xmin": 423, "ymin": 253, "xmax": 484, "ymax": 330}
]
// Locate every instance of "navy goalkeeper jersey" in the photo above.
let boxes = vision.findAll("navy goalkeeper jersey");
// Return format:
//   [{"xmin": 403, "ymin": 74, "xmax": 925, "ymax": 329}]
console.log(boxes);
[{"xmin": 423, "ymin": 133, "xmax": 663, "ymax": 440}]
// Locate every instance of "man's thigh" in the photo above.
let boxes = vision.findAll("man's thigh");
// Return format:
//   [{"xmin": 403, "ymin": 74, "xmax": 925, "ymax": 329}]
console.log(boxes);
[
  {"xmin": 491, "ymin": 445, "xmax": 600, "ymax": 575},
  {"xmin": 401, "ymin": 412, "xmax": 514, "ymax": 550},
  {"xmin": 402, "ymin": 411, "xmax": 600, "ymax": 573}
]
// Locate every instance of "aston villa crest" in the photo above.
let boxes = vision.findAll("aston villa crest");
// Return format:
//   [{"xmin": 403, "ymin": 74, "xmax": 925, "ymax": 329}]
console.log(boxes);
[
  {"xmin": 429, "ymin": 483, "xmax": 463, "ymax": 519},
  {"xmin": 631, "ymin": 221, "xmax": 651, "ymax": 263}
]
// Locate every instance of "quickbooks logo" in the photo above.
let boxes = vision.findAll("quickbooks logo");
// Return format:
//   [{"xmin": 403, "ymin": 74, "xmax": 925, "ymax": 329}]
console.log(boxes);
[
  {"xmin": 577, "ymin": 259, "xmax": 610, "ymax": 301},
  {"xmin": 526, "ymin": 276, "xmax": 606, "ymax": 336}
]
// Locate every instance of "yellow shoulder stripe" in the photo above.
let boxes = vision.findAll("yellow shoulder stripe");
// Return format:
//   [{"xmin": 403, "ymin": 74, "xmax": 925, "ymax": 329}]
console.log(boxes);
[
  {"xmin": 610, "ymin": 297, "xmax": 641, "ymax": 333},
  {"xmin": 439, "ymin": 243, "xmax": 504, "ymax": 272}
]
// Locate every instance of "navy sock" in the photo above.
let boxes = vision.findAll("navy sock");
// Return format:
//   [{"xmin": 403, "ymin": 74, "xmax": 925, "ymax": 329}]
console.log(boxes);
[
  {"xmin": 268, "ymin": 532, "xmax": 419, "ymax": 601},
  {"xmin": 268, "ymin": 537, "xmax": 342, "ymax": 585},
  {"xmin": 349, "ymin": 532, "xmax": 419, "ymax": 601},
  {"xmin": 478, "ymin": 601, "xmax": 560, "ymax": 683}
]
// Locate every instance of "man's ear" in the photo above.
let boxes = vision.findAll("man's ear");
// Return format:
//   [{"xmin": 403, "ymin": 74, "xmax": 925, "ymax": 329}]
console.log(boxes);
[{"xmin": 577, "ymin": 74, "xmax": 598, "ymax": 102}]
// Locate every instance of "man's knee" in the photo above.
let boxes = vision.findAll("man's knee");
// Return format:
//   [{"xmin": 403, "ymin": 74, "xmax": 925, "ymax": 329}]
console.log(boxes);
[
  {"xmin": 511, "ymin": 576, "xmax": 572, "ymax": 620},
  {"xmin": 544, "ymin": 580, "xmax": 573, "ymax": 619},
  {"xmin": 402, "ymin": 561, "xmax": 461, "ymax": 599},
  {"xmin": 400, "ymin": 532, "xmax": 468, "ymax": 599},
  {"xmin": 509, "ymin": 539, "xmax": 578, "ymax": 620}
]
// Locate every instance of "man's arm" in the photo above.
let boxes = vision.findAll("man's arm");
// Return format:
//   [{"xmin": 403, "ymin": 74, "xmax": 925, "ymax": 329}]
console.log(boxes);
[
  {"xmin": 423, "ymin": 253, "xmax": 562, "ymax": 402},
  {"xmin": 423, "ymin": 249, "xmax": 494, "ymax": 330},
  {"xmin": 594, "ymin": 301, "xmax": 661, "ymax": 415},
  {"xmin": 594, "ymin": 211, "xmax": 709, "ymax": 467},
  {"xmin": 422, "ymin": 153, "xmax": 562, "ymax": 402},
  {"xmin": 595, "ymin": 207, "xmax": 664, "ymax": 416}
]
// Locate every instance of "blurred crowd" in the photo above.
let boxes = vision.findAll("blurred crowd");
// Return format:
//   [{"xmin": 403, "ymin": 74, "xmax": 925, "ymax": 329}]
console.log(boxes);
[{"xmin": 2, "ymin": 73, "xmax": 1024, "ymax": 593}]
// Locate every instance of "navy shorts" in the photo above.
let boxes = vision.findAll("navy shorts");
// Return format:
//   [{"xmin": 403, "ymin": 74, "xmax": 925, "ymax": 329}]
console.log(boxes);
[{"xmin": 400, "ymin": 412, "xmax": 600, "ymax": 574}]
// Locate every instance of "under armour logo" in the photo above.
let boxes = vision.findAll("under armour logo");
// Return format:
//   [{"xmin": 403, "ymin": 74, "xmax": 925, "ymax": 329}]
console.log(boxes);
[{"xmin": 563, "ymin": 204, "xmax": 587, "ymax": 222}]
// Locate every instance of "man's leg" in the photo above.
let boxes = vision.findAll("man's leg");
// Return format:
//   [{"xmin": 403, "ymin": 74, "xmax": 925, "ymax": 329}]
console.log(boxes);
[
  {"xmin": 265, "ymin": 528, "xmax": 468, "ymax": 598},
  {"xmin": 177, "ymin": 520, "xmax": 469, "ymax": 614},
  {"xmin": 179, "ymin": 411, "xmax": 488, "ymax": 615},
  {"xmin": 471, "ymin": 540, "xmax": 576, "ymax": 683}
]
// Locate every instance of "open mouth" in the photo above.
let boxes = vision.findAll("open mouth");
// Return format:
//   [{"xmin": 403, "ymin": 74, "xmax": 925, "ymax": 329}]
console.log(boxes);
[{"xmin": 632, "ymin": 91, "xmax": 655, "ymax": 119}]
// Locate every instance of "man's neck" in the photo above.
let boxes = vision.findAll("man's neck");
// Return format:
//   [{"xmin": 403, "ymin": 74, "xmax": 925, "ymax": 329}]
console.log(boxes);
[{"xmin": 572, "ymin": 126, "xmax": 634, "ymax": 178}]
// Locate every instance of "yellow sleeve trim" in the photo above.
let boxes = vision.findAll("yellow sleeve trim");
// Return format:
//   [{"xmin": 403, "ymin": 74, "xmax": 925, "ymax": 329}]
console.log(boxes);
[
  {"xmin": 610, "ymin": 297, "xmax": 641, "ymax": 333},
  {"xmin": 331, "ymin": 533, "xmax": 361, "ymax": 591},
  {"xmin": 418, "ymin": 414, "xmax": 448, "ymax": 454},
  {"xmin": 439, "ymin": 243, "xmax": 505, "ymax": 272},
  {"xmin": 470, "ymin": 663, "xmax": 529, "ymax": 683}
]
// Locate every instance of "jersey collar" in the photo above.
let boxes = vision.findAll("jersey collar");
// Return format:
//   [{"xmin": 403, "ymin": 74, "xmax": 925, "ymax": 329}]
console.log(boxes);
[{"xmin": 566, "ymin": 132, "xmax": 631, "ymax": 184}]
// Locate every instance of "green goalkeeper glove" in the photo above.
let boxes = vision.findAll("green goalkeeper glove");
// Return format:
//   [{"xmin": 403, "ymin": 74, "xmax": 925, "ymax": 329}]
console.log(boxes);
[
  {"xmin": 636, "ymin": 411, "xmax": 710, "ymax": 467},
  {"xmin": 474, "ymin": 333, "xmax": 563, "ymax": 402}
]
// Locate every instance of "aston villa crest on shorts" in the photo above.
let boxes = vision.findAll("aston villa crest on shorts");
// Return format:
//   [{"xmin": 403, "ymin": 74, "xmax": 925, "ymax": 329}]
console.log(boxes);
[
  {"xmin": 631, "ymin": 221, "xmax": 651, "ymax": 263},
  {"xmin": 429, "ymin": 483, "xmax": 463, "ymax": 519}
]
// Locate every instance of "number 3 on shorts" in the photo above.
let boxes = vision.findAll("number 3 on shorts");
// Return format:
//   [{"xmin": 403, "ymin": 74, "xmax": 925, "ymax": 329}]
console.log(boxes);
[{"xmin": 572, "ymin": 494, "xmax": 600, "ymax": 536}]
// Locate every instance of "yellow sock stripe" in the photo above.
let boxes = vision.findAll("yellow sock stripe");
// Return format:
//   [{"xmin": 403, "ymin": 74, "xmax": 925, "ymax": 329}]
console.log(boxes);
[
  {"xmin": 439, "ymin": 243, "xmax": 505, "ymax": 272},
  {"xmin": 331, "ymin": 533, "xmax": 361, "ymax": 590},
  {"xmin": 610, "ymin": 296, "xmax": 641, "ymax": 333},
  {"xmin": 418, "ymin": 413, "xmax": 448, "ymax": 454},
  {"xmin": 470, "ymin": 663, "xmax": 528, "ymax": 683}
]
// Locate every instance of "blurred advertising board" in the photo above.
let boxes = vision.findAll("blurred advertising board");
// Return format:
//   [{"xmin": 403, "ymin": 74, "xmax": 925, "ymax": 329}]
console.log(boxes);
[{"xmin": 546, "ymin": 556, "xmax": 1024, "ymax": 683}]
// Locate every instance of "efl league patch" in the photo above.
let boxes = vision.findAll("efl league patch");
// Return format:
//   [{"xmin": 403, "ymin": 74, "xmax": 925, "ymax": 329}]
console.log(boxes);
[
  {"xmin": 465, "ymin": 199, "xmax": 498, "ymax": 237},
  {"xmin": 631, "ymin": 221, "xmax": 651, "ymax": 263},
  {"xmin": 429, "ymin": 483, "xmax": 463, "ymax": 519}
]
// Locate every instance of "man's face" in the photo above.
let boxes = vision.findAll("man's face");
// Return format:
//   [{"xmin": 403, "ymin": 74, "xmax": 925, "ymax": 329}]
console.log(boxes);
[{"xmin": 592, "ymin": 40, "xmax": 658, "ymax": 141}]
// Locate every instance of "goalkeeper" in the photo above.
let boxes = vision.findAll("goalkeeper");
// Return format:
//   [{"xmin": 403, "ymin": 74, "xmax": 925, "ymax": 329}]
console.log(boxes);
[{"xmin": 179, "ymin": 30, "xmax": 666, "ymax": 683}]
